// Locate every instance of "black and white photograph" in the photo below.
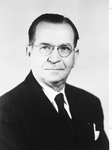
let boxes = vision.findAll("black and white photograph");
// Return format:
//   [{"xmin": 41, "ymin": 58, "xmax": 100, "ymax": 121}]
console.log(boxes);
[{"xmin": 0, "ymin": 0, "xmax": 110, "ymax": 149}]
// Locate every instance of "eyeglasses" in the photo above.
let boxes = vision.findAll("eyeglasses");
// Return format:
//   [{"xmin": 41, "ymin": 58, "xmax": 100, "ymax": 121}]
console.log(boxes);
[{"xmin": 32, "ymin": 43, "xmax": 74, "ymax": 58}]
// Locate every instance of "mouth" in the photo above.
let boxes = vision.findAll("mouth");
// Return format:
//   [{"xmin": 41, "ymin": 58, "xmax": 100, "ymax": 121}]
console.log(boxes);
[{"xmin": 45, "ymin": 69, "xmax": 64, "ymax": 70}]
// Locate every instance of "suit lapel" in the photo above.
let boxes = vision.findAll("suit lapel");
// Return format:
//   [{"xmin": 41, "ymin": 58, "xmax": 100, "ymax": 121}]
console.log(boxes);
[
  {"xmin": 24, "ymin": 72, "xmax": 76, "ymax": 148},
  {"xmin": 24, "ymin": 72, "xmax": 59, "ymax": 146},
  {"xmin": 65, "ymin": 84, "xmax": 95, "ymax": 147}
]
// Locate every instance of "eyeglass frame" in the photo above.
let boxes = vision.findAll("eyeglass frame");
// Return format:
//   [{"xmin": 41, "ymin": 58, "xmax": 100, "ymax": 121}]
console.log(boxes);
[{"xmin": 30, "ymin": 43, "xmax": 75, "ymax": 58}]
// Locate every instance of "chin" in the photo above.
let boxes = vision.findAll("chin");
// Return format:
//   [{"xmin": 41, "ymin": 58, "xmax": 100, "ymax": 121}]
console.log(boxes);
[{"xmin": 46, "ymin": 76, "xmax": 66, "ymax": 84}]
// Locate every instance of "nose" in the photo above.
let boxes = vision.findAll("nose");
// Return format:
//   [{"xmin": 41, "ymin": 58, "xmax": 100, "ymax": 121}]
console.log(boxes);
[{"xmin": 48, "ymin": 47, "xmax": 61, "ymax": 64}]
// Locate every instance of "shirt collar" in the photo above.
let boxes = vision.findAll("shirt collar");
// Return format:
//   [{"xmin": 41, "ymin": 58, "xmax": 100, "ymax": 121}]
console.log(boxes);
[
  {"xmin": 43, "ymin": 85, "xmax": 66, "ymax": 104},
  {"xmin": 35, "ymin": 78, "xmax": 66, "ymax": 104}
]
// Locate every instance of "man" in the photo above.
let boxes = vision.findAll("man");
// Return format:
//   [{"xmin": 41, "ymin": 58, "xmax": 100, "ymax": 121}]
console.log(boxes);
[{"xmin": 0, "ymin": 13, "xmax": 109, "ymax": 150}]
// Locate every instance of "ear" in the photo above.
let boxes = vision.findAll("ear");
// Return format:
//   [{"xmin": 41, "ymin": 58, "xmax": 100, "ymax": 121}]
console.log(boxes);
[
  {"xmin": 73, "ymin": 47, "xmax": 79, "ymax": 68},
  {"xmin": 26, "ymin": 45, "xmax": 32, "ymax": 58}
]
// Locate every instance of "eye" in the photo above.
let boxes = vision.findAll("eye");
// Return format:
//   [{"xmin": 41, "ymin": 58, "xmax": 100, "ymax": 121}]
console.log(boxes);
[
  {"xmin": 60, "ymin": 46, "xmax": 71, "ymax": 51},
  {"xmin": 40, "ymin": 45, "xmax": 50, "ymax": 50},
  {"xmin": 39, "ymin": 45, "xmax": 52, "ymax": 55}
]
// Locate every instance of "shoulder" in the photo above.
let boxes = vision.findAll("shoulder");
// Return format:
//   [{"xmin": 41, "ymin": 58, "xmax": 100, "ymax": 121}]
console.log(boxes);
[
  {"xmin": 0, "ymin": 80, "xmax": 28, "ymax": 109},
  {"xmin": 0, "ymin": 72, "xmax": 34, "ymax": 107},
  {"xmin": 66, "ymin": 83, "xmax": 98, "ymax": 97},
  {"xmin": 0, "ymin": 71, "xmax": 41, "ymax": 110},
  {"xmin": 65, "ymin": 83, "xmax": 101, "ymax": 105},
  {"xmin": 65, "ymin": 84, "xmax": 104, "ymax": 123}
]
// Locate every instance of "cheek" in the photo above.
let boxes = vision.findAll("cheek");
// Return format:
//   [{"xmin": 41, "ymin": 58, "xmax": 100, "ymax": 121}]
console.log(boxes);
[
  {"xmin": 63, "ymin": 56, "xmax": 75, "ymax": 70},
  {"xmin": 30, "ymin": 54, "xmax": 45, "ymax": 71}
]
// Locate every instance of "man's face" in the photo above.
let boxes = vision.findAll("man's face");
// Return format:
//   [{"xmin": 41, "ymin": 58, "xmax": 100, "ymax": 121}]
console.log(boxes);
[{"xmin": 27, "ymin": 22, "xmax": 76, "ymax": 86}]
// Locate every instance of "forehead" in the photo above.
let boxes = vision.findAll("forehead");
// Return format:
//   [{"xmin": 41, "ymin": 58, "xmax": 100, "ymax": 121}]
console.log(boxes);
[{"xmin": 34, "ymin": 22, "xmax": 74, "ymax": 45}]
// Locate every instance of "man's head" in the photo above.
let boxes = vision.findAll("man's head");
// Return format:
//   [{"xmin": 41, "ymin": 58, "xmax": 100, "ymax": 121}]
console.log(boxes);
[
  {"xmin": 28, "ymin": 13, "xmax": 79, "ymax": 47},
  {"xmin": 27, "ymin": 13, "xmax": 79, "ymax": 91}
]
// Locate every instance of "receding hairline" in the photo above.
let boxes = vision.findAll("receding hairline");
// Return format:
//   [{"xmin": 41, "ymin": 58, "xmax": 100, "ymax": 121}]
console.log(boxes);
[
  {"xmin": 28, "ymin": 13, "xmax": 79, "ymax": 46},
  {"xmin": 33, "ymin": 21, "xmax": 77, "ymax": 45},
  {"xmin": 35, "ymin": 21, "xmax": 75, "ymax": 31}
]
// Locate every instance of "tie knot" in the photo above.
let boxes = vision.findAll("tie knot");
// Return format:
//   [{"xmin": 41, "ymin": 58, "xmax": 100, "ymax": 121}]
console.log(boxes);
[{"xmin": 55, "ymin": 93, "xmax": 65, "ymax": 108}]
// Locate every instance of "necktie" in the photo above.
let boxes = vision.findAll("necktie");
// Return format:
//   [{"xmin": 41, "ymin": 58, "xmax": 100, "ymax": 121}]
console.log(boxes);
[{"xmin": 54, "ymin": 93, "xmax": 75, "ymax": 139}]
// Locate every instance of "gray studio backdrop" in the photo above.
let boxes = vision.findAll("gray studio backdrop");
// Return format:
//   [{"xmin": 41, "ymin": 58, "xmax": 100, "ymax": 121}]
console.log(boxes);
[{"xmin": 0, "ymin": 0, "xmax": 108, "ymax": 135}]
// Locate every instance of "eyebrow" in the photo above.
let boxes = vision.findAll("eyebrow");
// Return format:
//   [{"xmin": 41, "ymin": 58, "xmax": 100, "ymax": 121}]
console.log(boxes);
[
  {"xmin": 39, "ymin": 42, "xmax": 51, "ymax": 46},
  {"xmin": 39, "ymin": 42, "xmax": 72, "ymax": 48}
]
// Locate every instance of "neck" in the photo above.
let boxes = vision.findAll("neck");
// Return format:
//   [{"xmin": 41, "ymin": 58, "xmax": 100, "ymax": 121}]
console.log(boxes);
[
  {"xmin": 39, "ymin": 79, "xmax": 65, "ymax": 92},
  {"xmin": 48, "ymin": 81, "xmax": 65, "ymax": 92},
  {"xmin": 32, "ymin": 72, "xmax": 66, "ymax": 92}
]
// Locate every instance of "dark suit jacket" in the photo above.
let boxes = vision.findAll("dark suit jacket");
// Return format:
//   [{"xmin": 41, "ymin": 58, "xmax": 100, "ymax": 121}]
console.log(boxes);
[{"xmin": 0, "ymin": 71, "xmax": 109, "ymax": 150}]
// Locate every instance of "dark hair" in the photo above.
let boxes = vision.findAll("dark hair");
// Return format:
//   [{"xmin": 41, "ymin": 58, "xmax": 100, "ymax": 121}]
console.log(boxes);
[{"xmin": 28, "ymin": 13, "xmax": 79, "ymax": 47}]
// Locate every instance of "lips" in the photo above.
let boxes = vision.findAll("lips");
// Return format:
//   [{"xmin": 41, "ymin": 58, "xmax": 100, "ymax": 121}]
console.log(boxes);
[
  {"xmin": 45, "ymin": 65, "xmax": 65, "ymax": 70},
  {"xmin": 45, "ymin": 68, "xmax": 63, "ymax": 70}
]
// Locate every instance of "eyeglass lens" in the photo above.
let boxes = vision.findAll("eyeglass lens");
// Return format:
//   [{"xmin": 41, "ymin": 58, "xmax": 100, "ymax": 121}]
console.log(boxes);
[{"xmin": 39, "ymin": 44, "xmax": 72, "ymax": 57}]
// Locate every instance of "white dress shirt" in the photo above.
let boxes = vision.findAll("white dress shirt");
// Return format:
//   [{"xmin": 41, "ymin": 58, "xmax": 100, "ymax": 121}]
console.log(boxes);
[{"xmin": 37, "ymin": 79, "xmax": 72, "ymax": 119}]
